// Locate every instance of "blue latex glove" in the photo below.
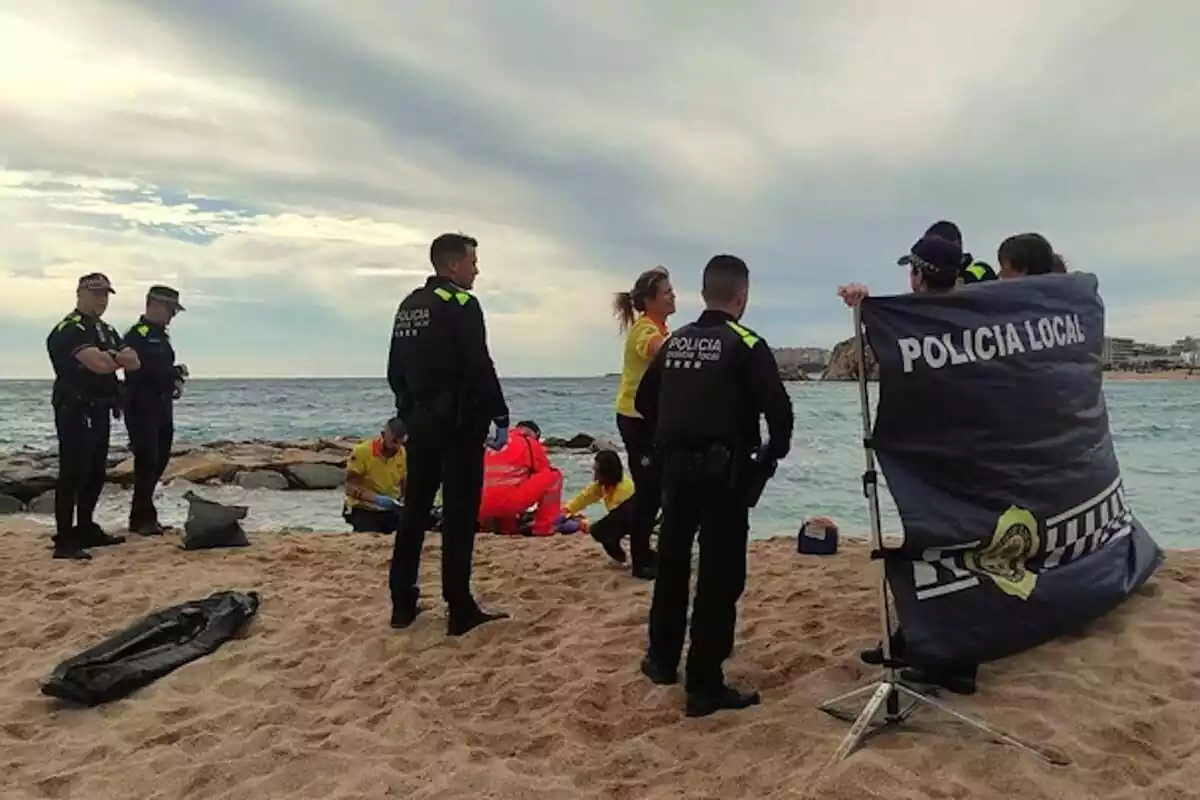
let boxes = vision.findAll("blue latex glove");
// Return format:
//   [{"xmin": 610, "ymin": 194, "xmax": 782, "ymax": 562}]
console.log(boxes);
[
  {"xmin": 488, "ymin": 421, "xmax": 509, "ymax": 451},
  {"xmin": 373, "ymin": 494, "xmax": 399, "ymax": 510}
]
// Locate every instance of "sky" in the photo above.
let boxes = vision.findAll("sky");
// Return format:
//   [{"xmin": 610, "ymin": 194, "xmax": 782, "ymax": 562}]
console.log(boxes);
[{"xmin": 2, "ymin": 1, "xmax": 1198, "ymax": 379}]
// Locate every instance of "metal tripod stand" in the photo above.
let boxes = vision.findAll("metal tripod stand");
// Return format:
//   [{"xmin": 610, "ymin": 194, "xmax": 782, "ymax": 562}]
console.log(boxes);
[{"xmin": 815, "ymin": 307, "xmax": 1064, "ymax": 767}]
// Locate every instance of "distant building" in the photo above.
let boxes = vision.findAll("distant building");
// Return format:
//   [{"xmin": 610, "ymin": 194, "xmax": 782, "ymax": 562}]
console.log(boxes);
[{"xmin": 1103, "ymin": 336, "xmax": 1189, "ymax": 369}]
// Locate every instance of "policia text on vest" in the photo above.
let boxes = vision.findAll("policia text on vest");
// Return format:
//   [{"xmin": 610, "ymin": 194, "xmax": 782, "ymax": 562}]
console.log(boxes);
[
  {"xmin": 635, "ymin": 296, "xmax": 794, "ymax": 716},
  {"xmin": 386, "ymin": 255, "xmax": 510, "ymax": 637}
]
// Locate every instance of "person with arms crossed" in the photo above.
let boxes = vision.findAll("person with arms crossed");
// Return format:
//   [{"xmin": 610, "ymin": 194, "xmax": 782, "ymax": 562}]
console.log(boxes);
[
  {"xmin": 386, "ymin": 232, "xmax": 509, "ymax": 636},
  {"xmin": 45, "ymin": 273, "xmax": 140, "ymax": 559},
  {"xmin": 121, "ymin": 285, "xmax": 187, "ymax": 535},
  {"xmin": 611, "ymin": 266, "xmax": 676, "ymax": 579},
  {"xmin": 343, "ymin": 417, "xmax": 409, "ymax": 534},
  {"xmin": 635, "ymin": 255, "xmax": 794, "ymax": 716}
]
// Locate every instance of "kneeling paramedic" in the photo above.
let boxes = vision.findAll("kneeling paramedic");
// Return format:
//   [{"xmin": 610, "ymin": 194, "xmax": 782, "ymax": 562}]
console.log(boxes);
[
  {"xmin": 343, "ymin": 417, "xmax": 408, "ymax": 533},
  {"xmin": 387, "ymin": 232, "xmax": 509, "ymax": 637},
  {"xmin": 478, "ymin": 420, "xmax": 563, "ymax": 536},
  {"xmin": 635, "ymin": 254, "xmax": 794, "ymax": 717}
]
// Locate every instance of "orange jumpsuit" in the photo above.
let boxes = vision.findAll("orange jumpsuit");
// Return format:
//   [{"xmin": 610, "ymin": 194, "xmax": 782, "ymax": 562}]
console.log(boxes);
[{"xmin": 478, "ymin": 429, "xmax": 563, "ymax": 536}]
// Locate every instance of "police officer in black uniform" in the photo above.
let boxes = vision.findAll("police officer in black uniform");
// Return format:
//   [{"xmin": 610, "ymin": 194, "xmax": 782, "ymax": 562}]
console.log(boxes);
[
  {"xmin": 45, "ymin": 273, "xmax": 140, "ymax": 559},
  {"xmin": 635, "ymin": 255, "xmax": 794, "ymax": 717},
  {"xmin": 122, "ymin": 285, "xmax": 188, "ymax": 535},
  {"xmin": 387, "ymin": 232, "xmax": 510, "ymax": 637}
]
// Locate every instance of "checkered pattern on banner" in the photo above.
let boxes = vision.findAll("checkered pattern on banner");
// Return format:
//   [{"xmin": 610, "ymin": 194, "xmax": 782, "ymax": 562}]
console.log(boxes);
[{"xmin": 908, "ymin": 477, "xmax": 1132, "ymax": 601}]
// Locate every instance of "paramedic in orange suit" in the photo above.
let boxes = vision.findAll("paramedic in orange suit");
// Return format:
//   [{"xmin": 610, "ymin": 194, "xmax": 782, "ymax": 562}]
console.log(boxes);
[{"xmin": 478, "ymin": 420, "xmax": 564, "ymax": 536}]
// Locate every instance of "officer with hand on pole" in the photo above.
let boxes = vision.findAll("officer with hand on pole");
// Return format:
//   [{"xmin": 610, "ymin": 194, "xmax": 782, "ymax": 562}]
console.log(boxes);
[
  {"xmin": 635, "ymin": 255, "xmax": 794, "ymax": 717},
  {"xmin": 45, "ymin": 273, "xmax": 140, "ymax": 560},
  {"xmin": 121, "ymin": 285, "xmax": 187, "ymax": 535},
  {"xmin": 386, "ymin": 232, "xmax": 510, "ymax": 637}
]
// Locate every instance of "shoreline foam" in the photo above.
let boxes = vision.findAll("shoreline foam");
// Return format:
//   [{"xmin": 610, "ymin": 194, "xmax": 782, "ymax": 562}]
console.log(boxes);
[{"xmin": 2, "ymin": 521, "xmax": 1197, "ymax": 799}]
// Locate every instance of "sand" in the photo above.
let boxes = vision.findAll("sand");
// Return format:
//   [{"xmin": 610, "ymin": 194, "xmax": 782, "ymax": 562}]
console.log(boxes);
[{"xmin": 2, "ymin": 522, "xmax": 1199, "ymax": 800}]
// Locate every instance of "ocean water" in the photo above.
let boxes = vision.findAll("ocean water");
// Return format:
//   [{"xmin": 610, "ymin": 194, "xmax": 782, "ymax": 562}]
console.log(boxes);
[{"xmin": 1, "ymin": 378, "xmax": 1197, "ymax": 548}]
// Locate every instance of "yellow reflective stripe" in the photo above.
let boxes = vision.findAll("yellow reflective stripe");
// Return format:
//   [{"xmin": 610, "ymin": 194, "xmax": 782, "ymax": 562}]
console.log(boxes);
[
  {"xmin": 726, "ymin": 321, "xmax": 759, "ymax": 348},
  {"xmin": 967, "ymin": 264, "xmax": 986, "ymax": 279},
  {"xmin": 136, "ymin": 324, "xmax": 150, "ymax": 336},
  {"xmin": 433, "ymin": 287, "xmax": 471, "ymax": 305}
]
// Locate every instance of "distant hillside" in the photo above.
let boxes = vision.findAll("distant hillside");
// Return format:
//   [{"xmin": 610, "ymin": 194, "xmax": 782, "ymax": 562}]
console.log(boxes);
[{"xmin": 772, "ymin": 346, "xmax": 828, "ymax": 382}]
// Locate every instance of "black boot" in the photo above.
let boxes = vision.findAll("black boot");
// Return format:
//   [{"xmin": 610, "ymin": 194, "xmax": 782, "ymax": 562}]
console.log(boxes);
[
  {"xmin": 390, "ymin": 604, "xmax": 422, "ymax": 630},
  {"xmin": 640, "ymin": 655, "xmax": 678, "ymax": 686},
  {"xmin": 685, "ymin": 685, "xmax": 762, "ymax": 718},
  {"xmin": 52, "ymin": 544, "xmax": 92, "ymax": 561},
  {"xmin": 901, "ymin": 667, "xmax": 977, "ymax": 696},
  {"xmin": 78, "ymin": 523, "xmax": 125, "ymax": 547},
  {"xmin": 447, "ymin": 607, "xmax": 509, "ymax": 637}
]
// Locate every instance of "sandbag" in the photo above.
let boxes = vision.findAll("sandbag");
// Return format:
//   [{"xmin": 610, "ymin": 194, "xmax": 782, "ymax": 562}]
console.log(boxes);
[
  {"xmin": 181, "ymin": 489, "xmax": 250, "ymax": 550},
  {"xmin": 41, "ymin": 590, "xmax": 260, "ymax": 706}
]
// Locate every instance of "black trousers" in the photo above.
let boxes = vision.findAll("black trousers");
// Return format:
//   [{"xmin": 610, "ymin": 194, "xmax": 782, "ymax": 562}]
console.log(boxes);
[
  {"xmin": 389, "ymin": 426, "xmax": 484, "ymax": 616},
  {"xmin": 589, "ymin": 496, "xmax": 634, "ymax": 543},
  {"xmin": 125, "ymin": 403, "xmax": 174, "ymax": 528},
  {"xmin": 648, "ymin": 459, "xmax": 750, "ymax": 694},
  {"xmin": 345, "ymin": 506, "xmax": 402, "ymax": 534},
  {"xmin": 53, "ymin": 403, "xmax": 111, "ymax": 546},
  {"xmin": 616, "ymin": 413, "xmax": 660, "ymax": 568}
]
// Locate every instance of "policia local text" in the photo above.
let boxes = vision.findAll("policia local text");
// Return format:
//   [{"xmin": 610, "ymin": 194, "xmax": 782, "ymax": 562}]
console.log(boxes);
[{"xmin": 897, "ymin": 314, "xmax": 1086, "ymax": 373}]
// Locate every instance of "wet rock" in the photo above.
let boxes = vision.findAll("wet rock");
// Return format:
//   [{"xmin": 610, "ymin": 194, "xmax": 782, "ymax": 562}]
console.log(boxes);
[
  {"xmin": 234, "ymin": 470, "xmax": 289, "ymax": 490},
  {"xmin": 28, "ymin": 490, "xmax": 56, "ymax": 515},
  {"xmin": 0, "ymin": 494, "xmax": 23, "ymax": 515},
  {"xmin": 589, "ymin": 437, "xmax": 620, "ymax": 453},
  {"xmin": 544, "ymin": 433, "xmax": 596, "ymax": 450},
  {"xmin": 285, "ymin": 463, "xmax": 345, "ymax": 490},
  {"xmin": 0, "ymin": 436, "xmax": 359, "ymax": 497},
  {"xmin": 821, "ymin": 335, "xmax": 878, "ymax": 381}
]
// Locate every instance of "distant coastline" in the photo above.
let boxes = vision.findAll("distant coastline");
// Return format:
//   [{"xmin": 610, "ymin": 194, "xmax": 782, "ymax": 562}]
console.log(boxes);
[{"xmin": 1105, "ymin": 370, "xmax": 1198, "ymax": 382}]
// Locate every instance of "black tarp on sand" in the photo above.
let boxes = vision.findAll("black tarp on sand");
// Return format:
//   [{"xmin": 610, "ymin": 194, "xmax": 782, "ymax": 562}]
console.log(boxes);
[{"xmin": 42, "ymin": 590, "xmax": 260, "ymax": 706}]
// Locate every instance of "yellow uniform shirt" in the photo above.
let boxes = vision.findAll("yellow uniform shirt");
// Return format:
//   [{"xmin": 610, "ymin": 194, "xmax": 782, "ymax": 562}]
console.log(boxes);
[
  {"xmin": 344, "ymin": 437, "xmax": 407, "ymax": 510},
  {"xmin": 564, "ymin": 475, "xmax": 635, "ymax": 516},
  {"xmin": 614, "ymin": 315, "xmax": 667, "ymax": 418}
]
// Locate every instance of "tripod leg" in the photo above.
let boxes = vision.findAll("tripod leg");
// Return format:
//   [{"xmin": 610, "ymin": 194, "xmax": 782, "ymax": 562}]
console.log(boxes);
[
  {"xmin": 894, "ymin": 685, "xmax": 1067, "ymax": 765},
  {"xmin": 817, "ymin": 682, "xmax": 877, "ymax": 712},
  {"xmin": 828, "ymin": 682, "xmax": 892, "ymax": 765}
]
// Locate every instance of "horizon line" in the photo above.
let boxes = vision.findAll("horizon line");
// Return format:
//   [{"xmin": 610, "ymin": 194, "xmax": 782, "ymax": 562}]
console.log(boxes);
[{"xmin": 0, "ymin": 374, "xmax": 620, "ymax": 382}]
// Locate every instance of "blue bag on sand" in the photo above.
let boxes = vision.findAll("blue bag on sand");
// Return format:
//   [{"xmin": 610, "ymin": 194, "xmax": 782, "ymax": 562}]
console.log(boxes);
[{"xmin": 798, "ymin": 517, "xmax": 839, "ymax": 556}]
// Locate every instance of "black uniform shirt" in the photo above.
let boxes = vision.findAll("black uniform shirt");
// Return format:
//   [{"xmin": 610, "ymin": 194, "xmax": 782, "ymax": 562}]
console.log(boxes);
[
  {"xmin": 387, "ymin": 275, "xmax": 509, "ymax": 428},
  {"xmin": 636, "ymin": 309, "xmax": 793, "ymax": 460},
  {"xmin": 122, "ymin": 316, "xmax": 177, "ymax": 403},
  {"xmin": 46, "ymin": 310, "xmax": 121, "ymax": 405}
]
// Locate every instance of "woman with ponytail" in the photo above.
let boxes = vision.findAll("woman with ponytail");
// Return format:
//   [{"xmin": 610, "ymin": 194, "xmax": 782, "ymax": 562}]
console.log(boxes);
[{"xmin": 610, "ymin": 267, "xmax": 675, "ymax": 579}]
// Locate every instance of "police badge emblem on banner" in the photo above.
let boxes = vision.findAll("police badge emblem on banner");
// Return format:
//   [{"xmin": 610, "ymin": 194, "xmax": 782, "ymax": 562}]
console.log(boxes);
[{"xmin": 861, "ymin": 272, "xmax": 1163, "ymax": 667}]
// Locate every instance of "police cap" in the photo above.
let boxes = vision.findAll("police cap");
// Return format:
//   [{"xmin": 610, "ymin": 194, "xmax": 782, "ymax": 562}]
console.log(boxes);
[
  {"xmin": 897, "ymin": 236, "xmax": 962, "ymax": 275},
  {"xmin": 148, "ymin": 285, "xmax": 186, "ymax": 311},
  {"xmin": 78, "ymin": 272, "xmax": 115, "ymax": 294}
]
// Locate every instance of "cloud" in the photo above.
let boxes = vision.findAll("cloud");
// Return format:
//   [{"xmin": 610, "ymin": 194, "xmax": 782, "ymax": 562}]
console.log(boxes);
[{"xmin": 1, "ymin": 0, "xmax": 1198, "ymax": 379}]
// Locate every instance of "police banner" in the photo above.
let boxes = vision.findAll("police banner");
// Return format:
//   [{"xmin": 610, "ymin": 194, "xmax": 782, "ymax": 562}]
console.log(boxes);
[{"xmin": 861, "ymin": 272, "xmax": 1163, "ymax": 667}]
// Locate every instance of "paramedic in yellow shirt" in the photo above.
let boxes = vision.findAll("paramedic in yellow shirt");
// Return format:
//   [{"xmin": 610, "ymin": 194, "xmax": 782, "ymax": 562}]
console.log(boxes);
[
  {"xmin": 564, "ymin": 450, "xmax": 638, "ymax": 564},
  {"xmin": 343, "ymin": 417, "xmax": 408, "ymax": 533},
  {"xmin": 611, "ymin": 266, "xmax": 674, "ymax": 580}
]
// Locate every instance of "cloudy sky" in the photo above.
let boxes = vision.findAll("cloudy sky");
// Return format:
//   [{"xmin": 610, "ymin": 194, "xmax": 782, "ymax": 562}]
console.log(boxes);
[{"xmin": 2, "ymin": 1, "xmax": 1197, "ymax": 379}]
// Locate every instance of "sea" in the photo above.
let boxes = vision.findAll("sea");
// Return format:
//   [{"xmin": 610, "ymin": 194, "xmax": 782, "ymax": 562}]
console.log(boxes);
[{"xmin": 0, "ymin": 378, "xmax": 1197, "ymax": 548}]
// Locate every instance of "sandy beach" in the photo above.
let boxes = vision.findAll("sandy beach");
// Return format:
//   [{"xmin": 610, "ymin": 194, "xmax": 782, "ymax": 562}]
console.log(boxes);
[{"xmin": 2, "ymin": 522, "xmax": 1198, "ymax": 800}]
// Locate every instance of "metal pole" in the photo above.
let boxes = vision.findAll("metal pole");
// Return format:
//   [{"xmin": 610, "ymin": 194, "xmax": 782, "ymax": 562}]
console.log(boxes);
[{"xmin": 817, "ymin": 305, "xmax": 1063, "ymax": 768}]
